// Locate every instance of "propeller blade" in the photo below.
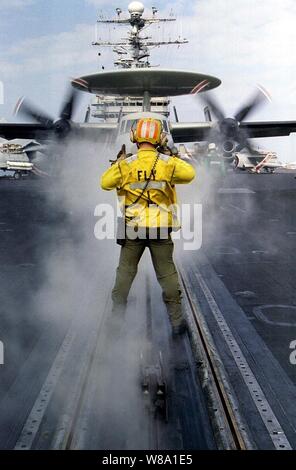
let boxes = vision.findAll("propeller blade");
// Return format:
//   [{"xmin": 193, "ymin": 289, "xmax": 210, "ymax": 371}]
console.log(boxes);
[
  {"xmin": 244, "ymin": 139, "xmax": 257, "ymax": 155},
  {"xmin": 59, "ymin": 88, "xmax": 78, "ymax": 121},
  {"xmin": 198, "ymin": 93, "xmax": 225, "ymax": 122},
  {"xmin": 236, "ymin": 129, "xmax": 255, "ymax": 154},
  {"xmin": 14, "ymin": 97, "xmax": 54, "ymax": 129},
  {"xmin": 235, "ymin": 86, "xmax": 270, "ymax": 122}
]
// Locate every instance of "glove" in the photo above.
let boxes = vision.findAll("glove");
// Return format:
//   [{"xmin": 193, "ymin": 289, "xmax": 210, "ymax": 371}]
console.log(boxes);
[
  {"xmin": 116, "ymin": 144, "xmax": 126, "ymax": 161},
  {"xmin": 110, "ymin": 144, "xmax": 127, "ymax": 166}
]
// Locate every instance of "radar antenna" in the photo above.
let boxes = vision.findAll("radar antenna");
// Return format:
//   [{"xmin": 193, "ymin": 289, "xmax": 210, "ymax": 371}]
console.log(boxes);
[{"xmin": 92, "ymin": 1, "xmax": 188, "ymax": 69}]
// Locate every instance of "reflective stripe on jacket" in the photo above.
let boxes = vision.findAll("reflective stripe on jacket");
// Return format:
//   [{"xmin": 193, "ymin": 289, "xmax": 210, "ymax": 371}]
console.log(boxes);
[{"xmin": 101, "ymin": 148, "xmax": 196, "ymax": 228}]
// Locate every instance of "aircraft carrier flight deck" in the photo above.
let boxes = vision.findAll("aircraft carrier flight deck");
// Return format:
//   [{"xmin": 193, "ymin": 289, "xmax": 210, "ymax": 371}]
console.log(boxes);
[{"xmin": 0, "ymin": 169, "xmax": 295, "ymax": 450}]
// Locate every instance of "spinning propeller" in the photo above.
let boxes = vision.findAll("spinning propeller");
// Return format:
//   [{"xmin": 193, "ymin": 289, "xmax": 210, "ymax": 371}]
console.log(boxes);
[
  {"xmin": 14, "ymin": 80, "xmax": 86, "ymax": 140},
  {"xmin": 197, "ymin": 85, "xmax": 271, "ymax": 156}
]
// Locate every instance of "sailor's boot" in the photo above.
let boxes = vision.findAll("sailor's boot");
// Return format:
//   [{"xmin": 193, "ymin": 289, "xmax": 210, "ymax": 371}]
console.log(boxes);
[
  {"xmin": 105, "ymin": 302, "xmax": 126, "ymax": 339},
  {"xmin": 165, "ymin": 300, "xmax": 187, "ymax": 337}
]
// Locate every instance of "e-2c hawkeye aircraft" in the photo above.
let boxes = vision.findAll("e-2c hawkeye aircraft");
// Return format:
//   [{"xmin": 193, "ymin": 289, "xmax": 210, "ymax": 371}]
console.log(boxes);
[{"xmin": 1, "ymin": 1, "xmax": 296, "ymax": 166}]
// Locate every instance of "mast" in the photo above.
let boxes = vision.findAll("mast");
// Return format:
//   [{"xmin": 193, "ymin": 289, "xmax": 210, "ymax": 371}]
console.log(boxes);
[
  {"xmin": 89, "ymin": 2, "xmax": 189, "ymax": 122},
  {"xmin": 92, "ymin": 1, "xmax": 188, "ymax": 69}
]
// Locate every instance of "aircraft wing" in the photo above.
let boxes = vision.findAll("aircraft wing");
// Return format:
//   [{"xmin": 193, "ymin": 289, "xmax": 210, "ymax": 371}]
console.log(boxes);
[
  {"xmin": 170, "ymin": 122, "xmax": 214, "ymax": 143},
  {"xmin": 0, "ymin": 122, "xmax": 117, "ymax": 141},
  {"xmin": 239, "ymin": 121, "xmax": 296, "ymax": 138},
  {"xmin": 171, "ymin": 120, "xmax": 296, "ymax": 143},
  {"xmin": 3, "ymin": 119, "xmax": 296, "ymax": 144}
]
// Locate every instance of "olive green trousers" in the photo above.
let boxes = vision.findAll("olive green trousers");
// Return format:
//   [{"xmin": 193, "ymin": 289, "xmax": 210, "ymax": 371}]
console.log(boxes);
[{"xmin": 112, "ymin": 236, "xmax": 183, "ymax": 326}]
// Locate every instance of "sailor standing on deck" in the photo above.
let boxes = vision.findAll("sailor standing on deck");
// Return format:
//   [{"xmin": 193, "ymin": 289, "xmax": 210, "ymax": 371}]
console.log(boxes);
[{"xmin": 101, "ymin": 118, "xmax": 195, "ymax": 335}]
